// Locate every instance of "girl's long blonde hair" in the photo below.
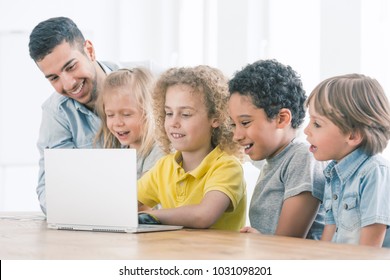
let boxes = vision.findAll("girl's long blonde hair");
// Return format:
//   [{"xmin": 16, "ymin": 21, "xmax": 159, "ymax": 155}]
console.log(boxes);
[{"xmin": 95, "ymin": 68, "xmax": 156, "ymax": 158}]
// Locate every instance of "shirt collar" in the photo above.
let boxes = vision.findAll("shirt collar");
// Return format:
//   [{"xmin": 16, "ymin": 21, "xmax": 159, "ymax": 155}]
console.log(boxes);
[
  {"xmin": 324, "ymin": 147, "xmax": 369, "ymax": 184},
  {"xmin": 97, "ymin": 61, "xmax": 112, "ymax": 74},
  {"xmin": 173, "ymin": 145, "xmax": 223, "ymax": 178},
  {"xmin": 267, "ymin": 138, "xmax": 295, "ymax": 164},
  {"xmin": 74, "ymin": 101, "xmax": 92, "ymax": 115}
]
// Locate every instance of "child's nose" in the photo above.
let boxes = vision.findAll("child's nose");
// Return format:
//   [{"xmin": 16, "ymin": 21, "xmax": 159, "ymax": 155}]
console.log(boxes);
[
  {"xmin": 113, "ymin": 116, "xmax": 124, "ymax": 126},
  {"xmin": 168, "ymin": 115, "xmax": 180, "ymax": 127},
  {"xmin": 232, "ymin": 126, "xmax": 244, "ymax": 142},
  {"xmin": 303, "ymin": 124, "xmax": 310, "ymax": 136}
]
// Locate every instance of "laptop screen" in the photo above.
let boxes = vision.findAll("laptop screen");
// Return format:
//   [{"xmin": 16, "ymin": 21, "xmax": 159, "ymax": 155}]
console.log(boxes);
[{"xmin": 44, "ymin": 148, "xmax": 138, "ymax": 231}]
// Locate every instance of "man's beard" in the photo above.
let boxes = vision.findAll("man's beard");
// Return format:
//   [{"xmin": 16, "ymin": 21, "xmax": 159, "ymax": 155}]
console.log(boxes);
[{"xmin": 85, "ymin": 71, "xmax": 98, "ymax": 110}]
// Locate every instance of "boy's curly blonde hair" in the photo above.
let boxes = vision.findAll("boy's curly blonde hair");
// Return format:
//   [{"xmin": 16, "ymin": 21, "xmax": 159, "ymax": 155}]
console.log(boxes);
[{"xmin": 153, "ymin": 65, "xmax": 241, "ymax": 157}]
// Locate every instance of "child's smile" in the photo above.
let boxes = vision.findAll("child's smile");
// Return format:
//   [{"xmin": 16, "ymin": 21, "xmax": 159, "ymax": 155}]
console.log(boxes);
[
  {"xmin": 309, "ymin": 144, "xmax": 318, "ymax": 153},
  {"xmin": 243, "ymin": 143, "xmax": 254, "ymax": 154},
  {"xmin": 115, "ymin": 130, "xmax": 130, "ymax": 141}
]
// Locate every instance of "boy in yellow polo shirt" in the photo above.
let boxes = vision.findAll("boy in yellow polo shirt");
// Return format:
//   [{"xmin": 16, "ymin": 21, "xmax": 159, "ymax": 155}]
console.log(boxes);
[{"xmin": 137, "ymin": 65, "xmax": 246, "ymax": 231}]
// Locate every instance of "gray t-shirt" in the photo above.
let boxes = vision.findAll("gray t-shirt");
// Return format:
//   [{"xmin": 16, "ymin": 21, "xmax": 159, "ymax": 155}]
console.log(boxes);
[
  {"xmin": 136, "ymin": 144, "xmax": 165, "ymax": 179},
  {"xmin": 249, "ymin": 140, "xmax": 325, "ymax": 240}
]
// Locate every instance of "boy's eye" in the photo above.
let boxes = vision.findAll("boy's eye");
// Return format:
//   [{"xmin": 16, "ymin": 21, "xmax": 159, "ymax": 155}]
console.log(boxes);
[
  {"xmin": 313, "ymin": 121, "xmax": 321, "ymax": 128},
  {"xmin": 241, "ymin": 120, "xmax": 251, "ymax": 126},
  {"xmin": 165, "ymin": 112, "xmax": 173, "ymax": 116}
]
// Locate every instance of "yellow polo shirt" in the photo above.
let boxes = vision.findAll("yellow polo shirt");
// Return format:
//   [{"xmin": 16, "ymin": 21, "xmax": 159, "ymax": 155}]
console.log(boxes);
[{"xmin": 137, "ymin": 146, "xmax": 246, "ymax": 231}]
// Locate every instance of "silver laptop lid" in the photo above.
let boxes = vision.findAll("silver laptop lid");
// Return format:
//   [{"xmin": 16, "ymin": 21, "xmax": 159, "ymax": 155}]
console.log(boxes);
[{"xmin": 45, "ymin": 148, "xmax": 138, "ymax": 232}]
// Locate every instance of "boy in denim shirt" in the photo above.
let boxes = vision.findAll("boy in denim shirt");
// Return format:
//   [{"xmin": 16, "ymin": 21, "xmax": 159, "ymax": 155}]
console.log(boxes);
[{"xmin": 304, "ymin": 74, "xmax": 390, "ymax": 247}]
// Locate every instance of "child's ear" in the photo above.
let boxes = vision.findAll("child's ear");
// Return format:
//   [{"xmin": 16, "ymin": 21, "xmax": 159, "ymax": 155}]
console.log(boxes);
[
  {"xmin": 276, "ymin": 108, "xmax": 292, "ymax": 128},
  {"xmin": 347, "ymin": 130, "xmax": 363, "ymax": 147},
  {"xmin": 211, "ymin": 118, "xmax": 220, "ymax": 128}
]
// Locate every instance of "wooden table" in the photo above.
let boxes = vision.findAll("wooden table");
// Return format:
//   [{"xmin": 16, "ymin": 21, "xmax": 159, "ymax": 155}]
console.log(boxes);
[{"xmin": 1, "ymin": 212, "xmax": 390, "ymax": 260}]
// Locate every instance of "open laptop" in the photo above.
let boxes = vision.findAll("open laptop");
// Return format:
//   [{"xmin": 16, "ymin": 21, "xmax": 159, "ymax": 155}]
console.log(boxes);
[{"xmin": 44, "ymin": 148, "xmax": 182, "ymax": 233}]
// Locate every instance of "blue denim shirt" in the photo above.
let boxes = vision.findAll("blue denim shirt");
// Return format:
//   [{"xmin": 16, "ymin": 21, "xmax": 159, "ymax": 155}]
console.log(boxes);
[
  {"xmin": 323, "ymin": 148, "xmax": 390, "ymax": 247},
  {"xmin": 36, "ymin": 61, "xmax": 116, "ymax": 214}
]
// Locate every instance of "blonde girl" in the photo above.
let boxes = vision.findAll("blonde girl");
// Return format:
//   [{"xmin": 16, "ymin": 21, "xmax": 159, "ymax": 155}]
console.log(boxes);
[{"xmin": 95, "ymin": 68, "xmax": 165, "ymax": 178}]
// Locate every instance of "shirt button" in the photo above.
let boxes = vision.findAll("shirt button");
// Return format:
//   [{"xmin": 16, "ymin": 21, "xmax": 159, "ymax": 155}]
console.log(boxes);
[
  {"xmin": 333, "ymin": 194, "xmax": 338, "ymax": 200},
  {"xmin": 344, "ymin": 203, "xmax": 348, "ymax": 210}
]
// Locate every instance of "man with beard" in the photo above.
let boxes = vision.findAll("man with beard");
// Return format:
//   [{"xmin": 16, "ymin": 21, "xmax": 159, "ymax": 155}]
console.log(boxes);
[{"xmin": 29, "ymin": 17, "xmax": 120, "ymax": 214}]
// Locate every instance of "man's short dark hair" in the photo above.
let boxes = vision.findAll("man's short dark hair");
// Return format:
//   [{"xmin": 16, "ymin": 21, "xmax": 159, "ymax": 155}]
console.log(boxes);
[{"xmin": 29, "ymin": 17, "xmax": 85, "ymax": 62}]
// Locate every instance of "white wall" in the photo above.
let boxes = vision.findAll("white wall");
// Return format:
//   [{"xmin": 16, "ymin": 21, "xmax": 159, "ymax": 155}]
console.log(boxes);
[{"xmin": 1, "ymin": 0, "xmax": 390, "ymax": 211}]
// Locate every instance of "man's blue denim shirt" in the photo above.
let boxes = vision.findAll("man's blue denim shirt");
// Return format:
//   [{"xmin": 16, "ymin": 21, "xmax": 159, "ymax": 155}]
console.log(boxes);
[
  {"xmin": 323, "ymin": 148, "xmax": 390, "ymax": 247},
  {"xmin": 36, "ymin": 94, "xmax": 102, "ymax": 214},
  {"xmin": 36, "ymin": 61, "xmax": 115, "ymax": 214}
]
